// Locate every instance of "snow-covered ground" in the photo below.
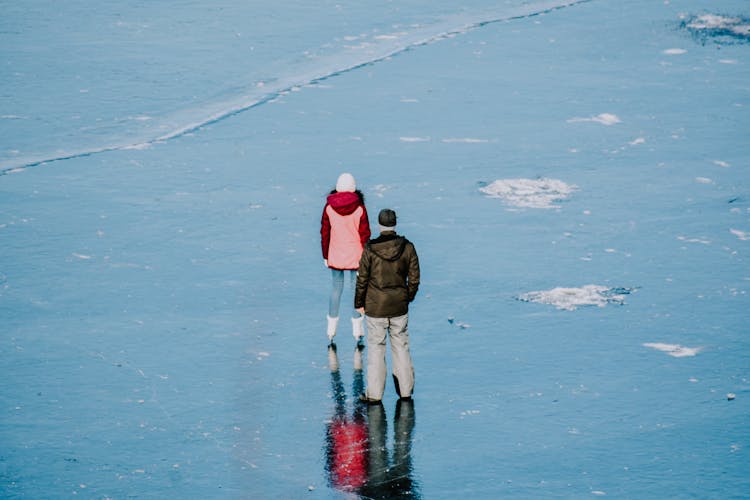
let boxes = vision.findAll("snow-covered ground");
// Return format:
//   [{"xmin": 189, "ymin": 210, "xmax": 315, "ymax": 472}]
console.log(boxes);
[{"xmin": 1, "ymin": 0, "xmax": 748, "ymax": 497}]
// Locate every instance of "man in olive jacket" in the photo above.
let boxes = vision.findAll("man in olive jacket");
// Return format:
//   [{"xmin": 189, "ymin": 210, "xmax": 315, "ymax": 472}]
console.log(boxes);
[{"xmin": 355, "ymin": 209, "xmax": 420, "ymax": 403}]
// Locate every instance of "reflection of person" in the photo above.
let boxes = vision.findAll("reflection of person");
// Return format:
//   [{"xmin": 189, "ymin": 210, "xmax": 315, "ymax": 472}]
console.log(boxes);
[
  {"xmin": 321, "ymin": 173, "xmax": 371, "ymax": 342},
  {"xmin": 325, "ymin": 344, "xmax": 368, "ymax": 493},
  {"xmin": 358, "ymin": 399, "xmax": 420, "ymax": 499},
  {"xmin": 355, "ymin": 209, "xmax": 420, "ymax": 403}
]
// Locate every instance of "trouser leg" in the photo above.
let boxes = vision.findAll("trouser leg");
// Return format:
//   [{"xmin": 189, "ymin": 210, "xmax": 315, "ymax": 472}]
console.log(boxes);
[
  {"xmin": 328, "ymin": 269, "xmax": 344, "ymax": 317},
  {"xmin": 388, "ymin": 314, "xmax": 414, "ymax": 398},
  {"xmin": 365, "ymin": 316, "xmax": 388, "ymax": 401},
  {"xmin": 348, "ymin": 271, "xmax": 362, "ymax": 320}
]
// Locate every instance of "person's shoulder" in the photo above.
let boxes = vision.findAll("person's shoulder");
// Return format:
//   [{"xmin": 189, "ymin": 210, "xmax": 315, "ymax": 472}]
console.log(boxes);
[{"xmin": 403, "ymin": 237, "xmax": 418, "ymax": 254}]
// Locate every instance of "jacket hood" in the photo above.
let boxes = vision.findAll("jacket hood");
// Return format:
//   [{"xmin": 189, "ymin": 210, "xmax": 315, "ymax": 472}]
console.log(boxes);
[
  {"xmin": 327, "ymin": 191, "xmax": 363, "ymax": 216},
  {"xmin": 369, "ymin": 234, "xmax": 407, "ymax": 261}
]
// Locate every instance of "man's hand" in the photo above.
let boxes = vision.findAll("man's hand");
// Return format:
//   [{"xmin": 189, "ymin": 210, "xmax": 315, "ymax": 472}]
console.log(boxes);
[{"xmin": 356, "ymin": 307, "xmax": 365, "ymax": 315}]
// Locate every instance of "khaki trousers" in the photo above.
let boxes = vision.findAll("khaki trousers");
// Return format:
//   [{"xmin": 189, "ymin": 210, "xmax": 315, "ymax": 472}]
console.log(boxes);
[{"xmin": 364, "ymin": 314, "xmax": 414, "ymax": 400}]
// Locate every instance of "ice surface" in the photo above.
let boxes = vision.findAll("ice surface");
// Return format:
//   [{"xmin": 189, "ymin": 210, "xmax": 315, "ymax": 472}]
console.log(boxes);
[
  {"xmin": 0, "ymin": 0, "xmax": 592, "ymax": 175},
  {"xmin": 2, "ymin": 0, "xmax": 749, "ymax": 498}
]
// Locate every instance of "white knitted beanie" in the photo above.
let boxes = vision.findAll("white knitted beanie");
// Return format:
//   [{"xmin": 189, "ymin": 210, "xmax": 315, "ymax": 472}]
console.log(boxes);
[{"xmin": 335, "ymin": 173, "xmax": 356, "ymax": 192}]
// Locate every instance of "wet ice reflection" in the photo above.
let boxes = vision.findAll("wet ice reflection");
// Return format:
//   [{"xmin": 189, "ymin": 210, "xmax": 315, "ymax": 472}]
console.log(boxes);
[
  {"xmin": 325, "ymin": 344, "xmax": 420, "ymax": 498},
  {"xmin": 325, "ymin": 344, "xmax": 368, "ymax": 491}
]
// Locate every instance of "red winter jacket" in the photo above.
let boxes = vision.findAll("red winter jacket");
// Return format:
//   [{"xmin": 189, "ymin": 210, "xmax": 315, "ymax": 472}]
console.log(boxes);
[{"xmin": 321, "ymin": 191, "xmax": 371, "ymax": 270}]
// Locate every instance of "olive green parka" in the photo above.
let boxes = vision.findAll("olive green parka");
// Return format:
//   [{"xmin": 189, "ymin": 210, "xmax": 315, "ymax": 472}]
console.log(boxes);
[{"xmin": 354, "ymin": 231, "xmax": 420, "ymax": 318}]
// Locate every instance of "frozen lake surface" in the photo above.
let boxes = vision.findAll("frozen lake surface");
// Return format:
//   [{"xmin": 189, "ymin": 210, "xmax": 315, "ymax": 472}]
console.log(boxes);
[{"xmin": 1, "ymin": 0, "xmax": 749, "ymax": 498}]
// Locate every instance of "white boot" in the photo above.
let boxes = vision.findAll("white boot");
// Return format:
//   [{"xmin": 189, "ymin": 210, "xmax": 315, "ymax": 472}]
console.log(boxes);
[
  {"xmin": 327, "ymin": 315, "xmax": 339, "ymax": 341},
  {"xmin": 352, "ymin": 315, "xmax": 365, "ymax": 340}
]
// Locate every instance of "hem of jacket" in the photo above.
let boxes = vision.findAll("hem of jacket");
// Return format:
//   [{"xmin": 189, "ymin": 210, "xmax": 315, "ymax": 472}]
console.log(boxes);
[{"xmin": 360, "ymin": 310, "xmax": 408, "ymax": 319}]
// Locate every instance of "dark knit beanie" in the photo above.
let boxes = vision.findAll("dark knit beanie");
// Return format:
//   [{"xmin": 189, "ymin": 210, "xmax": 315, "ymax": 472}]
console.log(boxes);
[{"xmin": 378, "ymin": 209, "xmax": 397, "ymax": 228}]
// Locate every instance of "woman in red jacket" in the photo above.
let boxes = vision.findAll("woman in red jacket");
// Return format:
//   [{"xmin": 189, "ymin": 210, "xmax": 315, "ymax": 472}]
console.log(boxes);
[{"xmin": 321, "ymin": 173, "xmax": 371, "ymax": 342}]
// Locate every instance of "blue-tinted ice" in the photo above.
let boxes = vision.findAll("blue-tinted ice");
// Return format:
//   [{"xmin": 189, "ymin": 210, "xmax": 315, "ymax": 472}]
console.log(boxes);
[{"xmin": 1, "ymin": 0, "xmax": 748, "ymax": 498}]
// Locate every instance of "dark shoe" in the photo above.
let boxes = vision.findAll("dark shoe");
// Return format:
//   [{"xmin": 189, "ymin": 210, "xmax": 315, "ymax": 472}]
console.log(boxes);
[
  {"xmin": 358, "ymin": 393, "xmax": 382, "ymax": 405},
  {"xmin": 398, "ymin": 395, "xmax": 413, "ymax": 402}
]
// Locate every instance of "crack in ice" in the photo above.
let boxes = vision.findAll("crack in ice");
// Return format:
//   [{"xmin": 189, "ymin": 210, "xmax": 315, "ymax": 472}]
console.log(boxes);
[{"xmin": 1, "ymin": 0, "xmax": 592, "ymax": 176}]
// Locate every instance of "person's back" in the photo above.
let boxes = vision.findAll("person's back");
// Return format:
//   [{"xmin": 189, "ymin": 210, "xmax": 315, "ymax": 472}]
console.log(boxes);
[
  {"xmin": 355, "ymin": 209, "xmax": 420, "ymax": 403},
  {"xmin": 356, "ymin": 232, "xmax": 419, "ymax": 319},
  {"xmin": 321, "ymin": 172, "xmax": 371, "ymax": 342}
]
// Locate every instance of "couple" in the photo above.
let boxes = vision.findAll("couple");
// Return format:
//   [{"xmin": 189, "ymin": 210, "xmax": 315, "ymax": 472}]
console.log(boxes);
[{"xmin": 320, "ymin": 172, "xmax": 420, "ymax": 403}]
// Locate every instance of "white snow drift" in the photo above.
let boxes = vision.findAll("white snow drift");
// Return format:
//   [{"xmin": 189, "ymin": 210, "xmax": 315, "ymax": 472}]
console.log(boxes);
[
  {"xmin": 479, "ymin": 178, "xmax": 577, "ymax": 209},
  {"xmin": 566, "ymin": 113, "xmax": 621, "ymax": 126},
  {"xmin": 643, "ymin": 343, "xmax": 703, "ymax": 357},
  {"xmin": 686, "ymin": 14, "xmax": 750, "ymax": 37},
  {"xmin": 518, "ymin": 285, "xmax": 634, "ymax": 310}
]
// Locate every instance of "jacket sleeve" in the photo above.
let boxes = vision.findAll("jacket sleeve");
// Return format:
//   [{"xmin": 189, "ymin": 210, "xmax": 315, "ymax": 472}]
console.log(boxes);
[
  {"xmin": 354, "ymin": 247, "xmax": 370, "ymax": 309},
  {"xmin": 321, "ymin": 205, "xmax": 331, "ymax": 259},
  {"xmin": 358, "ymin": 205, "xmax": 371, "ymax": 246},
  {"xmin": 407, "ymin": 243, "xmax": 420, "ymax": 303}
]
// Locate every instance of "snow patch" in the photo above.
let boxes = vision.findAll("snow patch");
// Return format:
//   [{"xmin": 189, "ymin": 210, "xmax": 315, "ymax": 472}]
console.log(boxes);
[
  {"xmin": 122, "ymin": 143, "xmax": 152, "ymax": 151},
  {"xmin": 518, "ymin": 285, "xmax": 635, "ymax": 311},
  {"xmin": 662, "ymin": 48, "xmax": 687, "ymax": 55},
  {"xmin": 677, "ymin": 235, "xmax": 711, "ymax": 245},
  {"xmin": 479, "ymin": 178, "xmax": 577, "ymax": 209},
  {"xmin": 629, "ymin": 137, "xmax": 646, "ymax": 145},
  {"xmin": 371, "ymin": 184, "xmax": 391, "ymax": 198},
  {"xmin": 374, "ymin": 33, "xmax": 406, "ymax": 41},
  {"xmin": 695, "ymin": 177, "xmax": 713, "ymax": 184},
  {"xmin": 441, "ymin": 138, "xmax": 489, "ymax": 143},
  {"xmin": 567, "ymin": 113, "xmax": 621, "ymax": 126},
  {"xmin": 687, "ymin": 14, "xmax": 750, "ymax": 37},
  {"xmin": 399, "ymin": 136, "xmax": 430, "ymax": 142},
  {"xmin": 730, "ymin": 229, "xmax": 750, "ymax": 241},
  {"xmin": 643, "ymin": 343, "xmax": 703, "ymax": 357},
  {"xmin": 682, "ymin": 14, "xmax": 750, "ymax": 44}
]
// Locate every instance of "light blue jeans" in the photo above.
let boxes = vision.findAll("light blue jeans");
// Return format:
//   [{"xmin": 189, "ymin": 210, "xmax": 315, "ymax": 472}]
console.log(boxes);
[
  {"xmin": 329, "ymin": 269, "xmax": 361, "ymax": 319},
  {"xmin": 364, "ymin": 314, "xmax": 414, "ymax": 400}
]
